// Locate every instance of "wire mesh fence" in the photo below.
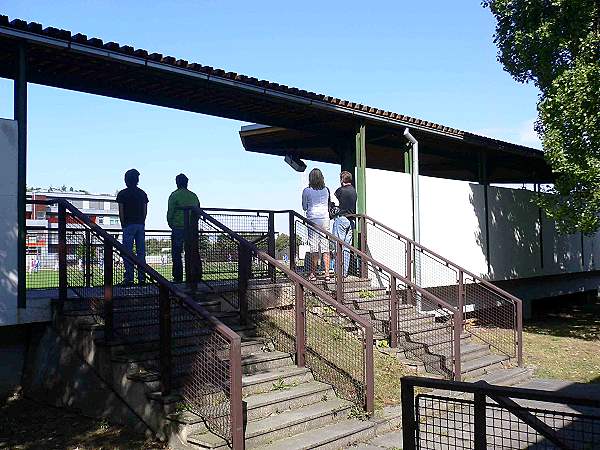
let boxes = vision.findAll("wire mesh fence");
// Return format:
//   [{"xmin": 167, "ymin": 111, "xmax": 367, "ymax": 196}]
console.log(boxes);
[
  {"xmin": 26, "ymin": 227, "xmax": 176, "ymax": 289},
  {"xmin": 292, "ymin": 213, "xmax": 457, "ymax": 378},
  {"xmin": 360, "ymin": 215, "xmax": 521, "ymax": 366},
  {"xmin": 403, "ymin": 377, "xmax": 600, "ymax": 450},
  {"xmin": 38, "ymin": 200, "xmax": 242, "ymax": 444},
  {"xmin": 198, "ymin": 207, "xmax": 374, "ymax": 411},
  {"xmin": 414, "ymin": 393, "xmax": 600, "ymax": 450}
]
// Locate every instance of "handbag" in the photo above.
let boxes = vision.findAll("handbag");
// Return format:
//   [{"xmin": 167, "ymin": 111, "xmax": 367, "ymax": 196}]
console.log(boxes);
[{"xmin": 327, "ymin": 188, "xmax": 340, "ymax": 219}]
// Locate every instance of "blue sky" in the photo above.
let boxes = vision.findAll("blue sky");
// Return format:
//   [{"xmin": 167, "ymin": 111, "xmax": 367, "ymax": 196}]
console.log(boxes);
[{"xmin": 0, "ymin": 1, "xmax": 541, "ymax": 228}]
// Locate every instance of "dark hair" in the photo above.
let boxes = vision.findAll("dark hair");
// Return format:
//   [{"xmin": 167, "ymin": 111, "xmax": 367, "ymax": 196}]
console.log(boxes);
[
  {"xmin": 308, "ymin": 168, "xmax": 325, "ymax": 190},
  {"xmin": 176, "ymin": 173, "xmax": 189, "ymax": 189},
  {"xmin": 124, "ymin": 169, "xmax": 140, "ymax": 188},
  {"xmin": 340, "ymin": 171, "xmax": 353, "ymax": 184}
]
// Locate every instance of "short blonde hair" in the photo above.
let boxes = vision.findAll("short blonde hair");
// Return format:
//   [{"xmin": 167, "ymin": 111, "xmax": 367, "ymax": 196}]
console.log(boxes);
[{"xmin": 308, "ymin": 168, "xmax": 325, "ymax": 190}]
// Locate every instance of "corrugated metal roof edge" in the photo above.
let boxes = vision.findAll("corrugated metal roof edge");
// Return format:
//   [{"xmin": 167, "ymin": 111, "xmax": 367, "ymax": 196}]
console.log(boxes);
[{"xmin": 0, "ymin": 15, "xmax": 543, "ymax": 156}]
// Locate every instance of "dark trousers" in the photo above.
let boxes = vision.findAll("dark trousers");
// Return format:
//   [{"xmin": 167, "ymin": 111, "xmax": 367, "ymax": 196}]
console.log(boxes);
[{"xmin": 171, "ymin": 228, "xmax": 185, "ymax": 283}]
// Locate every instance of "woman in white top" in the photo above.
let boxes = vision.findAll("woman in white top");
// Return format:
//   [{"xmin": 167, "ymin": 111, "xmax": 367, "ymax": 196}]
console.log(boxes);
[{"xmin": 302, "ymin": 168, "xmax": 331, "ymax": 281}]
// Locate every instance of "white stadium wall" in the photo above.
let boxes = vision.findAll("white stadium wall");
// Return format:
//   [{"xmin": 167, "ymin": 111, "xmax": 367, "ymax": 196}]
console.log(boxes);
[
  {"xmin": 365, "ymin": 168, "xmax": 596, "ymax": 284},
  {"xmin": 0, "ymin": 119, "xmax": 18, "ymax": 325}
]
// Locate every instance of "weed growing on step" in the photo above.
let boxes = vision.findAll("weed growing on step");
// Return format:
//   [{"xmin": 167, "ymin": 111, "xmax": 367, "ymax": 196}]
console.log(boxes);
[
  {"xmin": 358, "ymin": 290, "xmax": 376, "ymax": 299},
  {"xmin": 347, "ymin": 405, "xmax": 371, "ymax": 421},
  {"xmin": 321, "ymin": 393, "xmax": 328, "ymax": 402},
  {"xmin": 272, "ymin": 378, "xmax": 296, "ymax": 391},
  {"xmin": 174, "ymin": 402, "xmax": 190, "ymax": 413},
  {"xmin": 375, "ymin": 339, "xmax": 389, "ymax": 349}
]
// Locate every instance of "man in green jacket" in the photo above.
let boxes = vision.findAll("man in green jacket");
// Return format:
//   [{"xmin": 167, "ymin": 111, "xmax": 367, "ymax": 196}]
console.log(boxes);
[{"xmin": 167, "ymin": 173, "xmax": 200, "ymax": 283}]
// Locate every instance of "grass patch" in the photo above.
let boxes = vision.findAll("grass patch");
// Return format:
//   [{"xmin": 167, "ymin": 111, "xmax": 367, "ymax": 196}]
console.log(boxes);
[
  {"xmin": 524, "ymin": 297, "xmax": 600, "ymax": 383},
  {"xmin": 26, "ymin": 262, "xmax": 238, "ymax": 289},
  {"xmin": 374, "ymin": 348, "xmax": 406, "ymax": 409}
]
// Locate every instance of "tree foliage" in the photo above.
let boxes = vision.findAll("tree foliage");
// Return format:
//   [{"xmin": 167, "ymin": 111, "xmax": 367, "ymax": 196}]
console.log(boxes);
[
  {"xmin": 275, "ymin": 233, "xmax": 290, "ymax": 252},
  {"xmin": 483, "ymin": 0, "xmax": 600, "ymax": 234}
]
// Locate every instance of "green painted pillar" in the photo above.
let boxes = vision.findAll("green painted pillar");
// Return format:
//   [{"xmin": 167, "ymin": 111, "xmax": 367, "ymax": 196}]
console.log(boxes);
[{"xmin": 355, "ymin": 124, "xmax": 366, "ymax": 215}]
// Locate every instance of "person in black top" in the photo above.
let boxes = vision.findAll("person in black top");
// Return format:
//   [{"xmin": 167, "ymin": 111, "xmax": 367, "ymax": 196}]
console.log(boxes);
[
  {"xmin": 116, "ymin": 169, "xmax": 149, "ymax": 285},
  {"xmin": 332, "ymin": 171, "xmax": 357, "ymax": 277}
]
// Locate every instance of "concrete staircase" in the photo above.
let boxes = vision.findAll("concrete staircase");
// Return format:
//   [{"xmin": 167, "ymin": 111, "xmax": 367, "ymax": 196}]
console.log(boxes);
[
  {"xmin": 316, "ymin": 276, "xmax": 532, "ymax": 387},
  {"xmin": 50, "ymin": 290, "xmax": 400, "ymax": 449}
]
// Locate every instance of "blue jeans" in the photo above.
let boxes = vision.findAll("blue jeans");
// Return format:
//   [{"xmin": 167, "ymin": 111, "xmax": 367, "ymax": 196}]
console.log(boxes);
[
  {"xmin": 333, "ymin": 216, "xmax": 353, "ymax": 276},
  {"xmin": 171, "ymin": 228, "xmax": 185, "ymax": 283},
  {"xmin": 123, "ymin": 224, "xmax": 146, "ymax": 283}
]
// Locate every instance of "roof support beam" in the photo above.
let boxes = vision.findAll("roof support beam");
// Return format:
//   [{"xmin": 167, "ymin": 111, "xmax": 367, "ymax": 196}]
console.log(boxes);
[
  {"xmin": 15, "ymin": 42, "xmax": 27, "ymax": 309},
  {"xmin": 356, "ymin": 123, "xmax": 367, "ymax": 215}
]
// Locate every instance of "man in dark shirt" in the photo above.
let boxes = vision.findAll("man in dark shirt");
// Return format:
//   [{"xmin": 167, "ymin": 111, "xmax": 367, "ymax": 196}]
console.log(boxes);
[
  {"xmin": 333, "ymin": 171, "xmax": 357, "ymax": 277},
  {"xmin": 116, "ymin": 169, "xmax": 149, "ymax": 285}
]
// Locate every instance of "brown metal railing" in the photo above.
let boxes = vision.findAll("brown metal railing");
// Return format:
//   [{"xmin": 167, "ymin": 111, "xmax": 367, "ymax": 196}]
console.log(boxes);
[
  {"xmin": 401, "ymin": 376, "xmax": 600, "ymax": 450},
  {"xmin": 183, "ymin": 207, "xmax": 468, "ymax": 381},
  {"xmin": 354, "ymin": 214, "xmax": 523, "ymax": 366},
  {"xmin": 289, "ymin": 211, "xmax": 464, "ymax": 380},
  {"xmin": 186, "ymin": 206, "xmax": 376, "ymax": 413},
  {"xmin": 28, "ymin": 199, "xmax": 244, "ymax": 449}
]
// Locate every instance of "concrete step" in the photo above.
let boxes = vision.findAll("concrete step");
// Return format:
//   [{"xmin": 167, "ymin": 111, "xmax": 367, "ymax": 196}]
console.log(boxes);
[
  {"xmin": 244, "ymin": 381, "xmax": 334, "ymax": 421},
  {"xmin": 260, "ymin": 418, "xmax": 376, "ymax": 450},
  {"xmin": 461, "ymin": 353, "xmax": 509, "ymax": 380},
  {"xmin": 340, "ymin": 288, "xmax": 388, "ymax": 302},
  {"xmin": 237, "ymin": 350, "xmax": 295, "ymax": 375},
  {"xmin": 477, "ymin": 366, "xmax": 533, "ymax": 386},
  {"xmin": 187, "ymin": 398, "xmax": 352, "ymax": 449},
  {"xmin": 397, "ymin": 322, "xmax": 453, "ymax": 342},
  {"xmin": 126, "ymin": 350, "xmax": 294, "ymax": 384},
  {"xmin": 112, "ymin": 338, "xmax": 271, "ymax": 364},
  {"xmin": 95, "ymin": 323, "xmax": 258, "ymax": 351},
  {"xmin": 242, "ymin": 366, "xmax": 314, "ymax": 396}
]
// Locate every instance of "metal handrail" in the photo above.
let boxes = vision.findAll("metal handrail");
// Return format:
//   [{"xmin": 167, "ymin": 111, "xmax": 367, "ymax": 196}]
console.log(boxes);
[
  {"xmin": 290, "ymin": 209, "xmax": 463, "ymax": 379},
  {"xmin": 27, "ymin": 199, "xmax": 244, "ymax": 448},
  {"xmin": 290, "ymin": 211, "xmax": 458, "ymax": 315},
  {"xmin": 352, "ymin": 213, "xmax": 524, "ymax": 306},
  {"xmin": 191, "ymin": 205, "xmax": 375, "ymax": 412},
  {"xmin": 354, "ymin": 213, "xmax": 523, "ymax": 365}
]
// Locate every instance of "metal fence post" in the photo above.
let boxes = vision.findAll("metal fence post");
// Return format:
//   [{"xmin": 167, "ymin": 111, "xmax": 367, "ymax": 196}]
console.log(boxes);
[
  {"xmin": 159, "ymin": 284, "xmax": 172, "ymax": 396},
  {"xmin": 183, "ymin": 209, "xmax": 192, "ymax": 286},
  {"xmin": 85, "ymin": 229, "xmax": 92, "ymax": 287},
  {"xmin": 516, "ymin": 300, "xmax": 523, "ymax": 366},
  {"xmin": 401, "ymin": 378, "xmax": 416, "ymax": 450},
  {"xmin": 365, "ymin": 325, "xmax": 375, "ymax": 414},
  {"xmin": 335, "ymin": 242, "xmax": 343, "ymax": 302},
  {"xmin": 390, "ymin": 275, "xmax": 398, "ymax": 348},
  {"xmin": 360, "ymin": 216, "xmax": 368, "ymax": 278},
  {"xmin": 295, "ymin": 282, "xmax": 306, "ymax": 367},
  {"xmin": 405, "ymin": 241, "xmax": 413, "ymax": 307},
  {"xmin": 454, "ymin": 271, "xmax": 464, "ymax": 381},
  {"xmin": 268, "ymin": 212, "xmax": 276, "ymax": 282},
  {"xmin": 58, "ymin": 203, "xmax": 68, "ymax": 305},
  {"xmin": 288, "ymin": 212, "xmax": 296, "ymax": 272},
  {"xmin": 229, "ymin": 338, "xmax": 245, "ymax": 450},
  {"xmin": 474, "ymin": 392, "xmax": 487, "ymax": 450},
  {"xmin": 103, "ymin": 242, "xmax": 114, "ymax": 342},
  {"xmin": 187, "ymin": 210, "xmax": 200, "ymax": 293},
  {"xmin": 238, "ymin": 244, "xmax": 251, "ymax": 325}
]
